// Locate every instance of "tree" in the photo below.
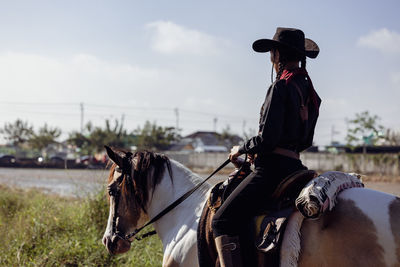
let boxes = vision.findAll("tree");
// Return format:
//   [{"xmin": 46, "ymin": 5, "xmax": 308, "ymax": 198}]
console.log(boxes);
[
  {"xmin": 68, "ymin": 131, "xmax": 91, "ymax": 152},
  {"xmin": 0, "ymin": 119, "xmax": 33, "ymax": 147},
  {"xmin": 68, "ymin": 122, "xmax": 93, "ymax": 155},
  {"xmin": 29, "ymin": 124, "xmax": 62, "ymax": 151},
  {"xmin": 68, "ymin": 119, "xmax": 136, "ymax": 155},
  {"xmin": 219, "ymin": 125, "xmax": 243, "ymax": 148},
  {"xmin": 134, "ymin": 121, "xmax": 179, "ymax": 151},
  {"xmin": 90, "ymin": 119, "xmax": 137, "ymax": 152},
  {"xmin": 346, "ymin": 111, "xmax": 384, "ymax": 147},
  {"xmin": 69, "ymin": 132, "xmax": 91, "ymax": 154},
  {"xmin": 68, "ymin": 120, "xmax": 178, "ymax": 154}
]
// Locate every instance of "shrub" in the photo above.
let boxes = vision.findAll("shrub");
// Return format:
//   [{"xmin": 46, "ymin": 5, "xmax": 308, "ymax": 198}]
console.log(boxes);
[{"xmin": 0, "ymin": 186, "xmax": 163, "ymax": 266}]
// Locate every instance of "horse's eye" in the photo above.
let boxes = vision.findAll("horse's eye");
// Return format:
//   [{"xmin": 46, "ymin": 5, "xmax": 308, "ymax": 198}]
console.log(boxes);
[{"xmin": 108, "ymin": 184, "xmax": 118, "ymax": 197}]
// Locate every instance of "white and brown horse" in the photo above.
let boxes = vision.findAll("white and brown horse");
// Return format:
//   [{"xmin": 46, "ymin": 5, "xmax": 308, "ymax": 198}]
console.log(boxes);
[{"xmin": 102, "ymin": 147, "xmax": 400, "ymax": 267}]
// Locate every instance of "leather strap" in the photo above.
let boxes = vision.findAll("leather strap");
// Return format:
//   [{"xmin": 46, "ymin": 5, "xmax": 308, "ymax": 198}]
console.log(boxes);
[
  {"xmin": 124, "ymin": 158, "xmax": 231, "ymax": 241},
  {"xmin": 273, "ymin": 147, "xmax": 299, "ymax": 160}
]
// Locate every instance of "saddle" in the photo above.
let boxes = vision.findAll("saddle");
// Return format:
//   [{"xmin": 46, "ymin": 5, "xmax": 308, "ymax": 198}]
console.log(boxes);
[
  {"xmin": 207, "ymin": 163, "xmax": 252, "ymax": 211},
  {"xmin": 208, "ymin": 169, "xmax": 317, "ymax": 212},
  {"xmin": 206, "ymin": 169, "xmax": 317, "ymax": 266},
  {"xmin": 254, "ymin": 170, "xmax": 317, "ymax": 256}
]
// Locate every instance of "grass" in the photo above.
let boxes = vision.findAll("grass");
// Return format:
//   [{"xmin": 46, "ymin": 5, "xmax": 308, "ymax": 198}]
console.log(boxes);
[{"xmin": 0, "ymin": 185, "xmax": 163, "ymax": 267}]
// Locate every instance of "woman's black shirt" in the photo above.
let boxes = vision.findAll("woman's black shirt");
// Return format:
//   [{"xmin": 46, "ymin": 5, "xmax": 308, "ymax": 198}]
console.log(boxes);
[{"xmin": 238, "ymin": 73, "xmax": 321, "ymax": 162}]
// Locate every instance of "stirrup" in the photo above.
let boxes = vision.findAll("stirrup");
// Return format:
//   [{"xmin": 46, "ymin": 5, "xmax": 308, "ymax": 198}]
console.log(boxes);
[{"xmin": 214, "ymin": 235, "xmax": 243, "ymax": 267}]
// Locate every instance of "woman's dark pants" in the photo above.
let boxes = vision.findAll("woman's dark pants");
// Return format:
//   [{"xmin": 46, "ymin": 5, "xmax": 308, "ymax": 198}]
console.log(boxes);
[
  {"xmin": 211, "ymin": 154, "xmax": 306, "ymax": 265},
  {"xmin": 212, "ymin": 154, "xmax": 306, "ymax": 237}
]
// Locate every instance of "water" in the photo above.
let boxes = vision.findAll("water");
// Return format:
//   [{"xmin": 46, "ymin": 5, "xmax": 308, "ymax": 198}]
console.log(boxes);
[
  {"xmin": 0, "ymin": 167, "xmax": 108, "ymax": 197},
  {"xmin": 0, "ymin": 167, "xmax": 227, "ymax": 197}
]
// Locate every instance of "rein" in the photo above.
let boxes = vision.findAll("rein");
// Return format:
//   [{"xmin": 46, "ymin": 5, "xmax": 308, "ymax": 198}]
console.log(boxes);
[{"xmin": 109, "ymin": 158, "xmax": 231, "ymax": 242}]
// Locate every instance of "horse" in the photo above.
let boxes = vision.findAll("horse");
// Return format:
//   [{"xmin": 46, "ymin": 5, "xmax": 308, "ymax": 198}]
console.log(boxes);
[{"xmin": 102, "ymin": 147, "xmax": 400, "ymax": 267}]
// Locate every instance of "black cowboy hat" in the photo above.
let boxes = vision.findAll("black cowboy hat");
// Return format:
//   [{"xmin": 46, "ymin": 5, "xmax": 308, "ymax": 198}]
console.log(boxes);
[{"xmin": 253, "ymin": 27, "xmax": 319, "ymax": 59}]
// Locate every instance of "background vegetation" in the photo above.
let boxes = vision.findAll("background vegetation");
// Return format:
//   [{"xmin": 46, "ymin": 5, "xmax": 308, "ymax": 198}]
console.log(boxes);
[
  {"xmin": 0, "ymin": 186, "xmax": 163, "ymax": 266},
  {"xmin": 2, "ymin": 110, "xmax": 399, "ymax": 159},
  {"xmin": 0, "ymin": 118, "xmax": 180, "ymax": 158}
]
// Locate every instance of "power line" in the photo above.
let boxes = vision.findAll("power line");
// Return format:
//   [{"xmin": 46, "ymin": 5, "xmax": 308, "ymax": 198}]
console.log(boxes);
[
  {"xmin": 0, "ymin": 101, "xmax": 259, "ymax": 136},
  {"xmin": 0, "ymin": 101, "xmax": 78, "ymax": 106},
  {"xmin": 0, "ymin": 101, "xmax": 255, "ymax": 121}
]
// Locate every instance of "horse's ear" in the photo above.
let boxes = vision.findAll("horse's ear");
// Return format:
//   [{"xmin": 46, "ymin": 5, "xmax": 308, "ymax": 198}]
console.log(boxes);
[{"xmin": 105, "ymin": 145, "xmax": 125, "ymax": 167}]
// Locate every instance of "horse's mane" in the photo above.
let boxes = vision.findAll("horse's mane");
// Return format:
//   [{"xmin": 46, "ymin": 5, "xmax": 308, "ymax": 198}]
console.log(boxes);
[{"xmin": 108, "ymin": 150, "xmax": 172, "ymax": 212}]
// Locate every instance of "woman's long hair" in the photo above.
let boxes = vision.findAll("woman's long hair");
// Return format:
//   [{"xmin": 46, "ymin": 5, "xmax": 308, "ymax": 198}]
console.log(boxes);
[{"xmin": 274, "ymin": 47, "xmax": 306, "ymax": 81}]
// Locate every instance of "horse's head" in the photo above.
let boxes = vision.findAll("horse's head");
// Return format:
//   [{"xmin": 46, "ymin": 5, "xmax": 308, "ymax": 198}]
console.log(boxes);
[{"xmin": 102, "ymin": 146, "xmax": 170, "ymax": 255}]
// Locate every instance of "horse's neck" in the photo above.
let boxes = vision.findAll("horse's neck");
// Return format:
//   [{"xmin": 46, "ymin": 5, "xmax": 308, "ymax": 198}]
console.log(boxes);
[{"xmin": 147, "ymin": 160, "xmax": 211, "ymax": 246}]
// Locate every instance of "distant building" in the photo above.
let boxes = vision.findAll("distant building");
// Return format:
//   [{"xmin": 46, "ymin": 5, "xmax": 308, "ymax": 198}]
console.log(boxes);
[{"xmin": 168, "ymin": 131, "xmax": 243, "ymax": 153}]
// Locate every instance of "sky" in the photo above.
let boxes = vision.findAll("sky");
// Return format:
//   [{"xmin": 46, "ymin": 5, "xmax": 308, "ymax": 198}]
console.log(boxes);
[{"xmin": 0, "ymin": 0, "xmax": 399, "ymax": 146}]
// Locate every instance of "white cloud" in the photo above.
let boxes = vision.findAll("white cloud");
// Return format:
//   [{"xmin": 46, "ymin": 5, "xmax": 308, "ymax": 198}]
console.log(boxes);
[
  {"xmin": 146, "ymin": 20, "xmax": 224, "ymax": 55},
  {"xmin": 0, "ymin": 52, "xmax": 159, "ymax": 104},
  {"xmin": 391, "ymin": 71, "xmax": 400, "ymax": 84},
  {"xmin": 357, "ymin": 28, "xmax": 400, "ymax": 55}
]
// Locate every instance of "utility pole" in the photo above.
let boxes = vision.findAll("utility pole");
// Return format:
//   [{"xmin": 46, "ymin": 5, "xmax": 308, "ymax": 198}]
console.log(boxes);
[
  {"xmin": 80, "ymin": 102, "xmax": 84, "ymax": 133},
  {"xmin": 174, "ymin": 108, "xmax": 179, "ymax": 132},
  {"xmin": 330, "ymin": 125, "xmax": 340, "ymax": 145},
  {"xmin": 213, "ymin": 117, "xmax": 218, "ymax": 132},
  {"xmin": 121, "ymin": 113, "xmax": 125, "ymax": 125},
  {"xmin": 121, "ymin": 113, "xmax": 125, "ymax": 132}
]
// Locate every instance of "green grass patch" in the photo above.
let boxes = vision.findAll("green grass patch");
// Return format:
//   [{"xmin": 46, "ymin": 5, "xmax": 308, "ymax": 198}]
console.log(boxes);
[{"xmin": 0, "ymin": 185, "xmax": 163, "ymax": 266}]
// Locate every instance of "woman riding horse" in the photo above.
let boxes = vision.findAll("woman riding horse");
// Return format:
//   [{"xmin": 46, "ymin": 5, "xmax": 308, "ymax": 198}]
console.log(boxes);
[{"xmin": 211, "ymin": 27, "xmax": 321, "ymax": 267}]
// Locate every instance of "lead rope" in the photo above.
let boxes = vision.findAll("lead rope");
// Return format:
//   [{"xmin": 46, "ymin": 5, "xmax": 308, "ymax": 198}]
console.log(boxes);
[{"xmin": 124, "ymin": 158, "xmax": 231, "ymax": 241}]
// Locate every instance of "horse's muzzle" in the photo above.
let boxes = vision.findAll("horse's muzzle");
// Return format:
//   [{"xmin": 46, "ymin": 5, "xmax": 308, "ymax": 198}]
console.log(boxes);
[{"xmin": 103, "ymin": 234, "xmax": 131, "ymax": 255}]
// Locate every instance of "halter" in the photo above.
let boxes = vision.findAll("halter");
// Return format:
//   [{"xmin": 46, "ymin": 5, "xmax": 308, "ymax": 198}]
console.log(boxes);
[
  {"xmin": 107, "ymin": 167, "xmax": 133, "ymax": 240},
  {"xmin": 108, "ymin": 157, "xmax": 231, "ymax": 242}
]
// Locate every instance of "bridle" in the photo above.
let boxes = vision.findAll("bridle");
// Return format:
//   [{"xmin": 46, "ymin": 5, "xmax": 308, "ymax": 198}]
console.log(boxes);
[
  {"xmin": 108, "ymin": 157, "xmax": 231, "ymax": 242},
  {"xmin": 107, "ymin": 167, "xmax": 132, "ymax": 240}
]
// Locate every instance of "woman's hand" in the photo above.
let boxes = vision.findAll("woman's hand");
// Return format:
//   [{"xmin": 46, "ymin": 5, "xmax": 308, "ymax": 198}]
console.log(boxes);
[
  {"xmin": 248, "ymin": 153, "xmax": 256, "ymax": 164},
  {"xmin": 229, "ymin": 146, "xmax": 241, "ymax": 162}
]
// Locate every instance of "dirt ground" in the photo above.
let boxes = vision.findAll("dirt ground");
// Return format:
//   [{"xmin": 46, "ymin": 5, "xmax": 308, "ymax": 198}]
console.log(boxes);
[{"xmin": 352, "ymin": 174, "xmax": 400, "ymax": 196}]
